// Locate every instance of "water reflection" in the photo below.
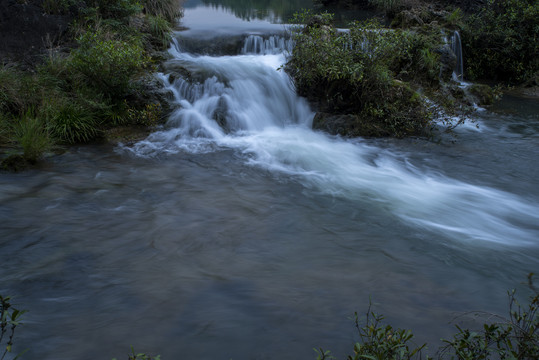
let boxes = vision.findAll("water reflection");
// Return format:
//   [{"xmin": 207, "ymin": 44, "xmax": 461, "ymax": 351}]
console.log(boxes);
[{"xmin": 183, "ymin": 0, "xmax": 376, "ymax": 25}]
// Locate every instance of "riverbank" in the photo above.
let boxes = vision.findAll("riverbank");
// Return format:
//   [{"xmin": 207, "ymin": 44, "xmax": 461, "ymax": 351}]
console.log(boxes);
[{"xmin": 0, "ymin": 0, "xmax": 184, "ymax": 171}]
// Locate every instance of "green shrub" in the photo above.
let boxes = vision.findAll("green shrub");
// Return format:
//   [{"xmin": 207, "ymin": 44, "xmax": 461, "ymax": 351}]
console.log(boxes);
[
  {"xmin": 145, "ymin": 14, "xmax": 173, "ymax": 49},
  {"xmin": 42, "ymin": 0, "xmax": 76, "ymax": 15},
  {"xmin": 14, "ymin": 109, "xmax": 51, "ymax": 163},
  {"xmin": 287, "ymin": 13, "xmax": 433, "ymax": 137},
  {"xmin": 42, "ymin": 99, "xmax": 101, "ymax": 144},
  {"xmin": 349, "ymin": 308, "xmax": 426, "ymax": 360},
  {"xmin": 439, "ymin": 278, "xmax": 539, "ymax": 360},
  {"xmin": 0, "ymin": 295, "xmax": 26, "ymax": 360},
  {"xmin": 70, "ymin": 29, "xmax": 150, "ymax": 100},
  {"xmin": 0, "ymin": 66, "xmax": 40, "ymax": 116},
  {"xmin": 462, "ymin": 0, "xmax": 538, "ymax": 83}
]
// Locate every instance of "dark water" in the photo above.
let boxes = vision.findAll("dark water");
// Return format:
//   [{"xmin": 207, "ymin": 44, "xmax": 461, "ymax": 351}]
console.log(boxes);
[{"xmin": 1, "ymin": 3, "xmax": 538, "ymax": 360}]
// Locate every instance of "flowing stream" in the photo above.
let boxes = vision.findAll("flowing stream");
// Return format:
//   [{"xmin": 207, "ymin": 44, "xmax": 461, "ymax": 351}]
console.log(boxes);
[{"xmin": 1, "ymin": 2, "xmax": 538, "ymax": 360}]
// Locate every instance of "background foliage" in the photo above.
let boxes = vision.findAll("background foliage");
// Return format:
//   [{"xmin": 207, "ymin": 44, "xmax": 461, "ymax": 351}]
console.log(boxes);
[{"xmin": 462, "ymin": 0, "xmax": 538, "ymax": 83}]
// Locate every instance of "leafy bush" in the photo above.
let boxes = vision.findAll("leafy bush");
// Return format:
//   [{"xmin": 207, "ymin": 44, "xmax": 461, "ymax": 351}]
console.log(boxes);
[
  {"xmin": 349, "ymin": 308, "xmax": 426, "ymax": 360},
  {"xmin": 145, "ymin": 14, "xmax": 173, "ymax": 49},
  {"xmin": 439, "ymin": 278, "xmax": 538, "ymax": 359},
  {"xmin": 42, "ymin": 99, "xmax": 101, "ymax": 144},
  {"xmin": 287, "ymin": 12, "xmax": 434, "ymax": 137},
  {"xmin": 0, "ymin": 295, "xmax": 26, "ymax": 360},
  {"xmin": 14, "ymin": 109, "xmax": 51, "ymax": 163},
  {"xmin": 317, "ymin": 275, "xmax": 538, "ymax": 360},
  {"xmin": 462, "ymin": 0, "xmax": 538, "ymax": 83},
  {"xmin": 0, "ymin": 66, "xmax": 40, "ymax": 116},
  {"xmin": 42, "ymin": 0, "xmax": 76, "ymax": 15},
  {"xmin": 70, "ymin": 29, "xmax": 150, "ymax": 100}
]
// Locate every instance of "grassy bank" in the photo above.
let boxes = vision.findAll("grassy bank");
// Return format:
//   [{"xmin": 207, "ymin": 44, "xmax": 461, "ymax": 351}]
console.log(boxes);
[{"xmin": 0, "ymin": 0, "xmax": 184, "ymax": 170}]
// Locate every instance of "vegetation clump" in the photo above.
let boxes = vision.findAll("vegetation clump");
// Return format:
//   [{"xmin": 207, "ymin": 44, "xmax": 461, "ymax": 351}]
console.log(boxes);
[
  {"xmin": 286, "ymin": 11, "xmax": 458, "ymax": 138},
  {"xmin": 461, "ymin": 0, "xmax": 538, "ymax": 84},
  {"xmin": 0, "ymin": 295, "xmax": 26, "ymax": 360},
  {"xmin": 316, "ymin": 275, "xmax": 539, "ymax": 360},
  {"xmin": 0, "ymin": 0, "xmax": 183, "ymax": 170}
]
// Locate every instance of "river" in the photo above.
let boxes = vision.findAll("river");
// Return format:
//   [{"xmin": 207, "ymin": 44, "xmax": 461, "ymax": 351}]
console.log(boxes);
[{"xmin": 1, "ymin": 1, "xmax": 538, "ymax": 359}]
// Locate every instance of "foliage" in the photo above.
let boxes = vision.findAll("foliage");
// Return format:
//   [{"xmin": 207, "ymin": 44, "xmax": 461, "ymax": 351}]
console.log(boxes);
[
  {"xmin": 143, "ymin": 0, "xmax": 184, "ymax": 23},
  {"xmin": 70, "ymin": 29, "xmax": 150, "ymax": 100},
  {"xmin": 439, "ymin": 274, "xmax": 539, "ymax": 359},
  {"xmin": 14, "ymin": 109, "xmax": 51, "ymax": 163},
  {"xmin": 347, "ymin": 305, "xmax": 427, "ymax": 360},
  {"xmin": 42, "ymin": 0, "xmax": 76, "ymax": 15},
  {"xmin": 0, "ymin": 67, "xmax": 40, "ymax": 116},
  {"xmin": 42, "ymin": 99, "xmax": 101, "ymax": 144},
  {"xmin": 462, "ymin": 0, "xmax": 538, "ymax": 83},
  {"xmin": 0, "ymin": 295, "xmax": 26, "ymax": 360},
  {"xmin": 145, "ymin": 14, "xmax": 173, "ymax": 49},
  {"xmin": 287, "ymin": 12, "xmax": 437, "ymax": 137},
  {"xmin": 315, "ymin": 275, "xmax": 538, "ymax": 360}
]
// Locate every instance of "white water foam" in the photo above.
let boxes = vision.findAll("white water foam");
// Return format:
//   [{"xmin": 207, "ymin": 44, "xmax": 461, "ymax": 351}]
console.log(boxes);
[{"xmin": 126, "ymin": 34, "xmax": 539, "ymax": 247}]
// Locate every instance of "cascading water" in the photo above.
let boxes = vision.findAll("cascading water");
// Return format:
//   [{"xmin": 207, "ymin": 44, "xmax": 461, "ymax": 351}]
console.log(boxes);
[
  {"xmin": 451, "ymin": 30, "xmax": 464, "ymax": 81},
  {"xmin": 242, "ymin": 34, "xmax": 294, "ymax": 55},
  {"xmin": 130, "ymin": 32, "xmax": 539, "ymax": 247}
]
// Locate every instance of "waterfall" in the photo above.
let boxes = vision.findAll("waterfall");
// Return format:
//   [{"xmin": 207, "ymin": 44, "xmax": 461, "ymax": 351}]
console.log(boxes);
[
  {"xmin": 127, "ymin": 32, "xmax": 539, "ymax": 247},
  {"xmin": 241, "ymin": 34, "xmax": 294, "ymax": 55},
  {"xmin": 451, "ymin": 30, "xmax": 464, "ymax": 81}
]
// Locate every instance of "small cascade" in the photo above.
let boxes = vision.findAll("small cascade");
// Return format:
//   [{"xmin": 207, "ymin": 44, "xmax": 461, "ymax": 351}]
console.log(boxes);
[
  {"xmin": 450, "ymin": 30, "xmax": 464, "ymax": 81},
  {"xmin": 241, "ymin": 34, "xmax": 294, "ymax": 55}
]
